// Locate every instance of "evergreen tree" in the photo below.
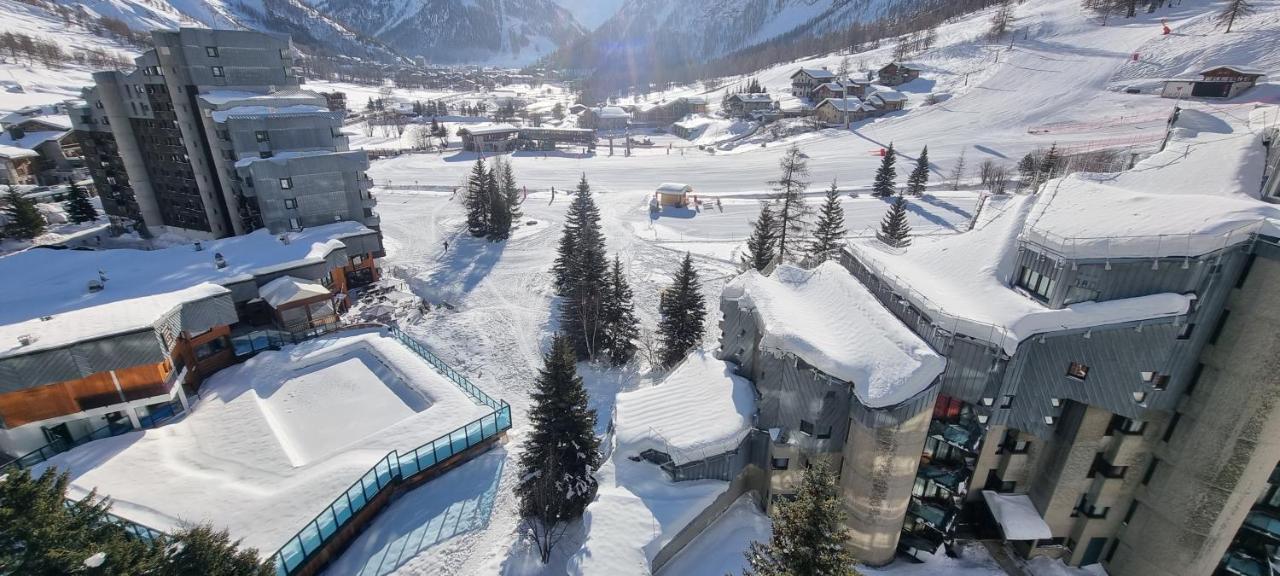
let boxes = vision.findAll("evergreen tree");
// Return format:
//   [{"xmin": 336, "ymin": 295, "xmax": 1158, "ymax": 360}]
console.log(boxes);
[
  {"xmin": 808, "ymin": 181, "xmax": 847, "ymax": 263},
  {"xmin": 742, "ymin": 202, "xmax": 777, "ymax": 272},
  {"xmin": 1036, "ymin": 143, "xmax": 1061, "ymax": 191},
  {"xmin": 553, "ymin": 175, "xmax": 610, "ymax": 358},
  {"xmin": 63, "ymin": 181, "xmax": 98, "ymax": 223},
  {"xmin": 905, "ymin": 145, "xmax": 929, "ymax": 197},
  {"xmin": 769, "ymin": 145, "xmax": 811, "ymax": 261},
  {"xmin": 742, "ymin": 460, "xmax": 860, "ymax": 576},
  {"xmin": 877, "ymin": 195, "xmax": 912, "ymax": 248},
  {"xmin": 486, "ymin": 163, "xmax": 511, "ymax": 241},
  {"xmin": 3, "ymin": 186, "xmax": 45, "ymax": 239},
  {"xmin": 465, "ymin": 159, "xmax": 489, "ymax": 237},
  {"xmin": 163, "ymin": 524, "xmax": 273, "ymax": 576},
  {"xmin": 871, "ymin": 142, "xmax": 898, "ymax": 197},
  {"xmin": 601, "ymin": 254, "xmax": 639, "ymax": 366},
  {"xmin": 657, "ymin": 253, "xmax": 706, "ymax": 368},
  {"xmin": 517, "ymin": 335, "xmax": 600, "ymax": 563},
  {"xmin": 1219, "ymin": 0, "xmax": 1253, "ymax": 32},
  {"xmin": 500, "ymin": 159, "xmax": 522, "ymax": 222}
]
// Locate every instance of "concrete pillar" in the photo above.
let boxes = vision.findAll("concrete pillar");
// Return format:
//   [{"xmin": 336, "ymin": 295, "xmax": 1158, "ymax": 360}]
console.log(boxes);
[
  {"xmin": 839, "ymin": 405, "xmax": 932, "ymax": 566},
  {"xmin": 175, "ymin": 380, "xmax": 191, "ymax": 412},
  {"xmin": 1111, "ymin": 254, "xmax": 1280, "ymax": 576},
  {"xmin": 126, "ymin": 406, "xmax": 143, "ymax": 430}
]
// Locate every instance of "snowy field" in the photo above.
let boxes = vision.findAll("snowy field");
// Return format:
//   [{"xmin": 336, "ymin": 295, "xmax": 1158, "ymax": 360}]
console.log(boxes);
[{"xmin": 35, "ymin": 331, "xmax": 493, "ymax": 554}]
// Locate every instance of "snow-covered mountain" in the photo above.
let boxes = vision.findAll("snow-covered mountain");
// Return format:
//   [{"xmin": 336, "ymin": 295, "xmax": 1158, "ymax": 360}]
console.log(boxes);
[
  {"xmin": 312, "ymin": 0, "xmax": 586, "ymax": 65},
  {"xmin": 557, "ymin": 0, "xmax": 910, "ymax": 71},
  {"xmin": 552, "ymin": 0, "xmax": 626, "ymax": 30}
]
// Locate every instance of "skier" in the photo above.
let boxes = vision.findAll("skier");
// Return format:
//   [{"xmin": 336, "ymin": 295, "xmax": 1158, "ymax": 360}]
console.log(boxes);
[{"xmin": 443, "ymin": 240, "xmax": 449, "ymax": 253}]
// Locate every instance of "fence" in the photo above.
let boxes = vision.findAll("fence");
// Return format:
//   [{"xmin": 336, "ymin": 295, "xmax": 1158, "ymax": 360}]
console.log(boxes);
[
  {"xmin": 270, "ymin": 327, "xmax": 511, "ymax": 576},
  {"xmin": 1020, "ymin": 219, "xmax": 1264, "ymax": 262},
  {"xmin": 0, "ymin": 420, "xmax": 133, "ymax": 476}
]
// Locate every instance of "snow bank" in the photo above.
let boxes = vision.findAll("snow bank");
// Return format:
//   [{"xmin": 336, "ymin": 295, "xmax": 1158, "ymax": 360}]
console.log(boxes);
[
  {"xmin": 34, "ymin": 330, "xmax": 492, "ymax": 554},
  {"xmin": 724, "ymin": 262, "xmax": 945, "ymax": 408},
  {"xmin": 860, "ymin": 541, "xmax": 1006, "ymax": 576},
  {"xmin": 657, "ymin": 494, "xmax": 771, "ymax": 576},
  {"xmin": 614, "ymin": 349, "xmax": 755, "ymax": 464}
]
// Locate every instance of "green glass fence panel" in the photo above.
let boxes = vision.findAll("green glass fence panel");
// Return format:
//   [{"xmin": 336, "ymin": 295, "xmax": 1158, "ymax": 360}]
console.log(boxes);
[
  {"xmin": 361, "ymin": 473, "xmax": 379, "ymax": 500},
  {"xmin": 466, "ymin": 422, "xmax": 483, "ymax": 445},
  {"xmin": 375, "ymin": 458, "xmax": 393, "ymax": 486},
  {"xmin": 450, "ymin": 429, "xmax": 467, "ymax": 453},
  {"xmin": 415, "ymin": 446, "xmax": 437, "ymax": 470},
  {"xmin": 481, "ymin": 414, "xmax": 497, "ymax": 437},
  {"xmin": 498, "ymin": 405, "xmax": 512, "ymax": 429},
  {"xmin": 276, "ymin": 557, "xmax": 288, "ymax": 576},
  {"xmin": 316, "ymin": 507, "xmax": 338, "ymax": 540},
  {"xmin": 347, "ymin": 484, "xmax": 367, "ymax": 513},
  {"xmin": 333, "ymin": 494, "xmax": 353, "ymax": 525},
  {"xmin": 434, "ymin": 438, "xmax": 452, "ymax": 463},
  {"xmin": 298, "ymin": 522, "xmax": 322, "ymax": 555},
  {"xmin": 399, "ymin": 454, "xmax": 420, "ymax": 476},
  {"xmin": 280, "ymin": 538, "xmax": 305, "ymax": 571}
]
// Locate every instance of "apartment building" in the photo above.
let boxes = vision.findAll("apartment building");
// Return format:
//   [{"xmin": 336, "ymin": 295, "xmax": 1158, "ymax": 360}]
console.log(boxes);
[
  {"xmin": 70, "ymin": 28, "xmax": 376, "ymax": 239},
  {"xmin": 608, "ymin": 105, "xmax": 1280, "ymax": 575},
  {"xmin": 0, "ymin": 222, "xmax": 382, "ymax": 460}
]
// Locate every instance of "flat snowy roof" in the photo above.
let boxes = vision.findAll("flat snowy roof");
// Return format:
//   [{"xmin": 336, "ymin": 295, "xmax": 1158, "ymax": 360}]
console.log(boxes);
[
  {"xmin": 724, "ymin": 263, "xmax": 945, "ymax": 408},
  {"xmin": 982, "ymin": 491, "xmax": 1052, "ymax": 540},
  {"xmin": 0, "ymin": 222, "xmax": 372, "ymax": 328}
]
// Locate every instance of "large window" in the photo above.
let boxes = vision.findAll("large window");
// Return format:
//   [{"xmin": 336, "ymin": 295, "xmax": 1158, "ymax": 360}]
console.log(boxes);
[
  {"xmin": 211, "ymin": 66, "xmax": 224, "ymax": 77},
  {"xmin": 205, "ymin": 46, "xmax": 219, "ymax": 57},
  {"xmin": 194, "ymin": 336, "xmax": 228, "ymax": 360},
  {"xmin": 1067, "ymin": 362, "xmax": 1090, "ymax": 381},
  {"xmin": 1017, "ymin": 266, "xmax": 1055, "ymax": 301}
]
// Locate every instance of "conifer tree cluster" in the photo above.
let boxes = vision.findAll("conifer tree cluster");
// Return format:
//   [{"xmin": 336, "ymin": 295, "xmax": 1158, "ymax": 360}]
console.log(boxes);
[
  {"xmin": 2, "ymin": 186, "xmax": 45, "ymax": 239},
  {"xmin": 743, "ymin": 460, "xmax": 861, "ymax": 576},
  {"xmin": 0, "ymin": 468, "xmax": 273, "ymax": 575},
  {"xmin": 464, "ymin": 158, "xmax": 522, "ymax": 241},
  {"xmin": 808, "ymin": 181, "xmax": 848, "ymax": 263},
  {"xmin": 63, "ymin": 181, "xmax": 99, "ymax": 224},
  {"xmin": 657, "ymin": 253, "xmax": 707, "ymax": 368},
  {"xmin": 516, "ymin": 335, "xmax": 601, "ymax": 563},
  {"xmin": 871, "ymin": 143, "xmax": 898, "ymax": 197},
  {"xmin": 552, "ymin": 176, "xmax": 638, "ymax": 363}
]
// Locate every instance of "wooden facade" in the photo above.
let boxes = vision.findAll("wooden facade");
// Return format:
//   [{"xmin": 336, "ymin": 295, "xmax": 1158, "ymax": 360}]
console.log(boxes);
[{"xmin": 0, "ymin": 361, "xmax": 169, "ymax": 427}]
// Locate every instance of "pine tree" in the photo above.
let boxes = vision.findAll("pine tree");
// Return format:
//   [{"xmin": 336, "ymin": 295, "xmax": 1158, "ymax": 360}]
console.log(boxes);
[
  {"xmin": 486, "ymin": 163, "xmax": 510, "ymax": 241},
  {"xmin": 554, "ymin": 175, "xmax": 609, "ymax": 358},
  {"xmin": 743, "ymin": 202, "xmax": 777, "ymax": 272},
  {"xmin": 877, "ymin": 194, "xmax": 912, "ymax": 248},
  {"xmin": 517, "ymin": 335, "xmax": 601, "ymax": 563},
  {"xmin": 872, "ymin": 142, "xmax": 897, "ymax": 197},
  {"xmin": 1219, "ymin": 0, "xmax": 1253, "ymax": 33},
  {"xmin": 905, "ymin": 145, "xmax": 929, "ymax": 197},
  {"xmin": 164, "ymin": 524, "xmax": 273, "ymax": 576},
  {"xmin": 808, "ymin": 181, "xmax": 847, "ymax": 263},
  {"xmin": 658, "ymin": 252, "xmax": 706, "ymax": 368},
  {"xmin": 500, "ymin": 159, "xmax": 522, "ymax": 222},
  {"xmin": 743, "ymin": 460, "xmax": 860, "ymax": 576},
  {"xmin": 769, "ymin": 145, "xmax": 811, "ymax": 261},
  {"xmin": 465, "ymin": 159, "xmax": 489, "ymax": 237},
  {"xmin": 1036, "ymin": 143, "xmax": 1060, "ymax": 191},
  {"xmin": 63, "ymin": 181, "xmax": 98, "ymax": 223},
  {"xmin": 601, "ymin": 254, "xmax": 639, "ymax": 366},
  {"xmin": 3, "ymin": 186, "xmax": 45, "ymax": 239}
]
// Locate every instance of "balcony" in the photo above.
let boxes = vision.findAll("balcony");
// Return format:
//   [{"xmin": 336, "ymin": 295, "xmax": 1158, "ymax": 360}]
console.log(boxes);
[
  {"xmin": 908, "ymin": 496, "xmax": 956, "ymax": 533},
  {"xmin": 361, "ymin": 193, "xmax": 377, "ymax": 209},
  {"xmin": 918, "ymin": 461, "xmax": 970, "ymax": 493},
  {"xmin": 929, "ymin": 420, "xmax": 982, "ymax": 454},
  {"xmin": 1243, "ymin": 509, "xmax": 1280, "ymax": 541}
]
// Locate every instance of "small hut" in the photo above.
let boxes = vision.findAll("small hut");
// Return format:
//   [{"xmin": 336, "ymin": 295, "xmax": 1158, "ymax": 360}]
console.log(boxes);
[{"xmin": 655, "ymin": 183, "xmax": 692, "ymax": 207}]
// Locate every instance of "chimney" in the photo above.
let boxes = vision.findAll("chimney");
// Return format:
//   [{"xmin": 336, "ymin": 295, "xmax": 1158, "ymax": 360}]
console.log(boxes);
[{"xmin": 214, "ymin": 252, "xmax": 227, "ymax": 269}]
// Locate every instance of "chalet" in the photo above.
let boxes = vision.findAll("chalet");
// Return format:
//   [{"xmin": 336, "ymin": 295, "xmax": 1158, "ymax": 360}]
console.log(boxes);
[
  {"xmin": 877, "ymin": 62, "xmax": 922, "ymax": 86},
  {"xmin": 579, "ymin": 106, "xmax": 632, "ymax": 131},
  {"xmin": 0, "ymin": 146, "xmax": 37, "ymax": 185},
  {"xmin": 811, "ymin": 82, "xmax": 848, "ymax": 102},
  {"xmin": 814, "ymin": 98, "xmax": 876, "ymax": 125},
  {"xmin": 458, "ymin": 124, "xmax": 520, "ymax": 152},
  {"xmin": 655, "ymin": 182, "xmax": 692, "ymax": 207},
  {"xmin": 0, "ymin": 108, "xmax": 84, "ymax": 185},
  {"xmin": 672, "ymin": 120, "xmax": 700, "ymax": 140},
  {"xmin": 725, "ymin": 93, "xmax": 776, "ymax": 119},
  {"xmin": 869, "ymin": 89, "xmax": 908, "ymax": 112},
  {"xmin": 1161, "ymin": 65, "xmax": 1267, "ymax": 99},
  {"xmin": 844, "ymin": 78, "xmax": 874, "ymax": 98},
  {"xmin": 791, "ymin": 68, "xmax": 837, "ymax": 98},
  {"xmin": 320, "ymin": 91, "xmax": 347, "ymax": 112},
  {"xmin": 684, "ymin": 96, "xmax": 710, "ymax": 115}
]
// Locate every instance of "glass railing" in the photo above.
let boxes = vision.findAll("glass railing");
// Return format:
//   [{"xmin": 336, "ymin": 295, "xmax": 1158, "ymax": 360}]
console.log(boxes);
[
  {"xmin": 387, "ymin": 325, "xmax": 503, "ymax": 410},
  {"xmin": 270, "ymin": 403, "xmax": 512, "ymax": 575}
]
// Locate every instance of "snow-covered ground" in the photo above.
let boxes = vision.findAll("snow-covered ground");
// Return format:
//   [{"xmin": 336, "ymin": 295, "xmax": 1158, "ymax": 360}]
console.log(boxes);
[{"xmin": 35, "ymin": 330, "xmax": 494, "ymax": 554}]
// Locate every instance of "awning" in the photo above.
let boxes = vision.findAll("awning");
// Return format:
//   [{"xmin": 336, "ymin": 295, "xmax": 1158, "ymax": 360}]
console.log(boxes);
[
  {"xmin": 258, "ymin": 276, "xmax": 331, "ymax": 309},
  {"xmin": 982, "ymin": 491, "xmax": 1052, "ymax": 540}
]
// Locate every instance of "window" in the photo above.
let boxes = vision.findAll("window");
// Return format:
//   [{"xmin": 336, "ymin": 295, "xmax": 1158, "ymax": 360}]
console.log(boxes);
[
  {"xmin": 817, "ymin": 427, "xmax": 832, "ymax": 440},
  {"xmin": 1185, "ymin": 363, "xmax": 1205, "ymax": 397},
  {"xmin": 255, "ymin": 130, "xmax": 270, "ymax": 143},
  {"xmin": 280, "ymin": 178, "xmax": 293, "ymax": 189},
  {"xmin": 1162, "ymin": 413, "xmax": 1181, "ymax": 443},
  {"xmin": 1133, "ymin": 391, "xmax": 1147, "ymax": 403},
  {"xmin": 211, "ymin": 66, "xmax": 224, "ymax": 77},
  {"xmin": 283, "ymin": 198, "xmax": 297, "ymax": 209},
  {"xmin": 352, "ymin": 255, "xmax": 365, "ymax": 266},
  {"xmin": 1017, "ymin": 266, "xmax": 1055, "ymax": 301},
  {"xmin": 1151, "ymin": 373, "xmax": 1169, "ymax": 391},
  {"xmin": 288, "ymin": 217, "xmax": 300, "ymax": 230},
  {"xmin": 799, "ymin": 420, "xmax": 815, "ymax": 436},
  {"xmin": 1122, "ymin": 500, "xmax": 1138, "ymax": 524},
  {"xmin": 221, "ymin": 150, "xmax": 235, "ymax": 161},
  {"xmin": 1104, "ymin": 539, "xmax": 1119, "ymax": 563},
  {"xmin": 280, "ymin": 48, "xmax": 289, "ymax": 59},
  {"xmin": 1000, "ymin": 395, "xmax": 1015, "ymax": 409},
  {"xmin": 1141, "ymin": 459, "xmax": 1159, "ymax": 485},
  {"xmin": 771, "ymin": 457, "xmax": 790, "ymax": 470},
  {"xmin": 1176, "ymin": 323, "xmax": 1195, "ymax": 340},
  {"xmin": 194, "ymin": 336, "xmax": 228, "ymax": 360},
  {"xmin": 1044, "ymin": 416, "xmax": 1056, "ymax": 425},
  {"xmin": 205, "ymin": 46, "xmax": 219, "ymax": 57},
  {"xmin": 1208, "ymin": 310, "xmax": 1231, "ymax": 345},
  {"xmin": 1067, "ymin": 362, "xmax": 1090, "ymax": 381},
  {"xmin": 1108, "ymin": 415, "xmax": 1146, "ymax": 435},
  {"xmin": 259, "ymin": 151, "xmax": 273, "ymax": 159},
  {"xmin": 1050, "ymin": 397, "xmax": 1062, "ymax": 407}
]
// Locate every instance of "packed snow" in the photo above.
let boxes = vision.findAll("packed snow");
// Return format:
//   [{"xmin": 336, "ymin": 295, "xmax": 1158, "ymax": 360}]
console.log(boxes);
[
  {"xmin": 655, "ymin": 494, "xmax": 772, "ymax": 576},
  {"xmin": 35, "ymin": 330, "xmax": 493, "ymax": 554},
  {"xmin": 725, "ymin": 262, "xmax": 946, "ymax": 408},
  {"xmin": 614, "ymin": 348, "xmax": 755, "ymax": 464}
]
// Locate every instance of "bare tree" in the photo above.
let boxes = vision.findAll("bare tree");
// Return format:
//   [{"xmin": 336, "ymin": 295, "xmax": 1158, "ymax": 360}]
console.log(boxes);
[
  {"xmin": 978, "ymin": 159, "xmax": 999, "ymax": 185},
  {"xmin": 989, "ymin": 1, "xmax": 1015, "ymax": 38},
  {"xmin": 1218, "ymin": 0, "xmax": 1254, "ymax": 32},
  {"xmin": 769, "ymin": 145, "xmax": 813, "ymax": 261},
  {"xmin": 950, "ymin": 148, "xmax": 968, "ymax": 189}
]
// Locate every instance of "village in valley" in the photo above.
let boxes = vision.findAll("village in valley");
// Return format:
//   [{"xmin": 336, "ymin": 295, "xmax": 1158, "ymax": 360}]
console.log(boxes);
[{"xmin": 0, "ymin": 0, "xmax": 1279, "ymax": 576}]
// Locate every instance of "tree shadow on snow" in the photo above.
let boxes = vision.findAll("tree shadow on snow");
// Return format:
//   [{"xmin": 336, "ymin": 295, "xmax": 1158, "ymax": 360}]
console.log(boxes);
[
  {"xmin": 919, "ymin": 195, "xmax": 973, "ymax": 221},
  {"xmin": 329, "ymin": 449, "xmax": 506, "ymax": 576},
  {"xmin": 418, "ymin": 232, "xmax": 508, "ymax": 305},
  {"xmin": 878, "ymin": 196, "xmax": 958, "ymax": 231}
]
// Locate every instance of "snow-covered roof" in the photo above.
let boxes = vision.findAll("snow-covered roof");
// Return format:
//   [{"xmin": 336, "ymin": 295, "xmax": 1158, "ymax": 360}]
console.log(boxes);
[
  {"xmin": 0, "ymin": 144, "xmax": 38, "ymax": 159},
  {"xmin": 849, "ymin": 194, "xmax": 1194, "ymax": 354},
  {"xmin": 982, "ymin": 491, "xmax": 1052, "ymax": 540},
  {"xmin": 656, "ymin": 182, "xmax": 692, "ymax": 193},
  {"xmin": 881, "ymin": 62, "xmax": 923, "ymax": 71},
  {"xmin": 259, "ymin": 276, "xmax": 331, "ymax": 308},
  {"xmin": 615, "ymin": 349, "xmax": 755, "ymax": 464},
  {"xmin": 458, "ymin": 123, "xmax": 519, "ymax": 135},
  {"xmin": 1199, "ymin": 65, "xmax": 1266, "ymax": 76},
  {"xmin": 6, "ymin": 114, "xmax": 72, "ymax": 131},
  {"xmin": 731, "ymin": 93, "xmax": 774, "ymax": 103},
  {"xmin": 0, "ymin": 283, "xmax": 230, "ymax": 358},
  {"xmin": 0, "ymin": 129, "xmax": 68, "ymax": 150},
  {"xmin": 794, "ymin": 68, "xmax": 836, "ymax": 80},
  {"xmin": 818, "ymin": 97, "xmax": 865, "ymax": 111},
  {"xmin": 818, "ymin": 82, "xmax": 846, "ymax": 91},
  {"xmin": 0, "ymin": 222, "xmax": 372, "ymax": 329},
  {"xmin": 233, "ymin": 149, "xmax": 338, "ymax": 169},
  {"xmin": 593, "ymin": 106, "xmax": 631, "ymax": 119},
  {"xmin": 197, "ymin": 89, "xmax": 321, "ymax": 107},
  {"xmin": 210, "ymin": 104, "xmax": 332, "ymax": 123},
  {"xmin": 682, "ymin": 96, "xmax": 709, "ymax": 105},
  {"xmin": 870, "ymin": 90, "xmax": 908, "ymax": 103},
  {"xmin": 724, "ymin": 262, "xmax": 946, "ymax": 408}
]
